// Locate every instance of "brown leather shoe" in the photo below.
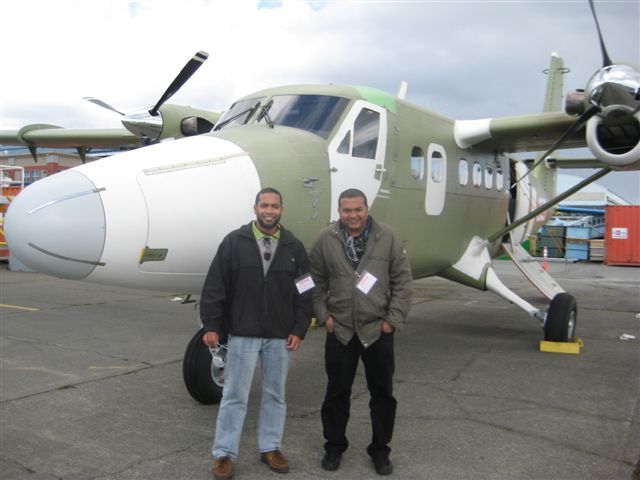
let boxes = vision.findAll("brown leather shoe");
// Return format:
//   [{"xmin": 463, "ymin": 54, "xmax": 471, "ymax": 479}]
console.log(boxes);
[
  {"xmin": 212, "ymin": 456, "xmax": 234, "ymax": 479},
  {"xmin": 260, "ymin": 449, "xmax": 290, "ymax": 473}
]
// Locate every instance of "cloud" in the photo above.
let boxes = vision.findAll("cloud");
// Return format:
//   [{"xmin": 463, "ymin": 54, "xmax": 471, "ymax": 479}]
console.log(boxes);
[{"xmin": 2, "ymin": 0, "xmax": 637, "ymax": 200}]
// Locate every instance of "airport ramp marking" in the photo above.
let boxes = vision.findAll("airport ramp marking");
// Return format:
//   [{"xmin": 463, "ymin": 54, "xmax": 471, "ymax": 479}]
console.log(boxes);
[{"xmin": 0, "ymin": 303, "xmax": 40, "ymax": 312}]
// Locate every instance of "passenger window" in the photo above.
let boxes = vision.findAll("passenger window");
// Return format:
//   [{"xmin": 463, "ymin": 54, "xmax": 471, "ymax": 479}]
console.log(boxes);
[
  {"xmin": 458, "ymin": 159, "xmax": 469, "ymax": 185},
  {"xmin": 352, "ymin": 109, "xmax": 379, "ymax": 159},
  {"xmin": 411, "ymin": 147, "xmax": 424, "ymax": 180},
  {"xmin": 472, "ymin": 162, "xmax": 482, "ymax": 187},
  {"xmin": 484, "ymin": 165, "xmax": 493, "ymax": 189},
  {"xmin": 431, "ymin": 151, "xmax": 443, "ymax": 183},
  {"xmin": 496, "ymin": 165, "xmax": 504, "ymax": 190}
]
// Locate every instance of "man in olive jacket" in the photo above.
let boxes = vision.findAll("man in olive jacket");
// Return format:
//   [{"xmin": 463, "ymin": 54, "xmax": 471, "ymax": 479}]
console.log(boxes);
[{"xmin": 309, "ymin": 188, "xmax": 413, "ymax": 476}]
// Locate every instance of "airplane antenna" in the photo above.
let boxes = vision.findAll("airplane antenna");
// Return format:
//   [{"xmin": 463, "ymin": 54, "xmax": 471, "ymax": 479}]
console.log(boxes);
[{"xmin": 397, "ymin": 81, "xmax": 408, "ymax": 100}]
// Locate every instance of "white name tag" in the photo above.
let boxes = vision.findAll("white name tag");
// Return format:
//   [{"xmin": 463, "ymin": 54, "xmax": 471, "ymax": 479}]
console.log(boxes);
[
  {"xmin": 295, "ymin": 273, "xmax": 315, "ymax": 294},
  {"xmin": 356, "ymin": 271, "xmax": 377, "ymax": 294}
]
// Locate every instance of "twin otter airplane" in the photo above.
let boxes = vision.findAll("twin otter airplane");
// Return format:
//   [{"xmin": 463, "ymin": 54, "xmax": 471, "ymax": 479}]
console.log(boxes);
[{"xmin": 3, "ymin": 2, "xmax": 639, "ymax": 403}]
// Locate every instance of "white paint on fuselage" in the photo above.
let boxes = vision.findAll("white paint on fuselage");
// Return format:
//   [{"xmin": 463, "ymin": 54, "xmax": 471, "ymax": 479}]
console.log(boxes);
[{"xmin": 73, "ymin": 135, "xmax": 260, "ymax": 293}]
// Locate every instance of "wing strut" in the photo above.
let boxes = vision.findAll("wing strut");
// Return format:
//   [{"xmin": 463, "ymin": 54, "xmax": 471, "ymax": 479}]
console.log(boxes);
[{"xmin": 487, "ymin": 167, "xmax": 611, "ymax": 243}]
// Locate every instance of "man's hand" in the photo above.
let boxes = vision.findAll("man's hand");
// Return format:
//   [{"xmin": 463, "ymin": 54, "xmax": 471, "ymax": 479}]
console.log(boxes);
[
  {"xmin": 382, "ymin": 320, "xmax": 395, "ymax": 333},
  {"xmin": 324, "ymin": 316, "xmax": 335, "ymax": 333},
  {"xmin": 287, "ymin": 335, "xmax": 302, "ymax": 351},
  {"xmin": 202, "ymin": 331, "xmax": 220, "ymax": 347}
]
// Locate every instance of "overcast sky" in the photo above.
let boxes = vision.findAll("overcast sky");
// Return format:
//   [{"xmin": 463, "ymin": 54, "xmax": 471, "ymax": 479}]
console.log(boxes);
[{"xmin": 1, "ymin": 0, "xmax": 638, "ymax": 200}]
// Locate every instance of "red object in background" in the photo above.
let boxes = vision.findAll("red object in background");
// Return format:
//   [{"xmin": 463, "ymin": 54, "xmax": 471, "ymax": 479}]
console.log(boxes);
[{"xmin": 605, "ymin": 206, "xmax": 640, "ymax": 266}]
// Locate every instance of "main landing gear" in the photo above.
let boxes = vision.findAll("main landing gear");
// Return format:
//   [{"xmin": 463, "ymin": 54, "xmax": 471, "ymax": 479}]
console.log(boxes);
[
  {"xmin": 183, "ymin": 328, "xmax": 226, "ymax": 404},
  {"xmin": 544, "ymin": 293, "xmax": 578, "ymax": 342}
]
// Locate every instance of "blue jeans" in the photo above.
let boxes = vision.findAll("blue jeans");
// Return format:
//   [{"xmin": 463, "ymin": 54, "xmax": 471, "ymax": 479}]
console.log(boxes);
[{"xmin": 212, "ymin": 336, "xmax": 290, "ymax": 460}]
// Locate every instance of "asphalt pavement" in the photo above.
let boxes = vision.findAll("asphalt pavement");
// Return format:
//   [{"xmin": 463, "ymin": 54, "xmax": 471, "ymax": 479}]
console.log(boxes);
[{"xmin": 1, "ymin": 260, "xmax": 639, "ymax": 480}]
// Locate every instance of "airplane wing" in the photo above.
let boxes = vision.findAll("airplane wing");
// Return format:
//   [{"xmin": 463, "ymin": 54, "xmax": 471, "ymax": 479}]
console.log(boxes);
[
  {"xmin": 1, "ymin": 125, "xmax": 141, "ymax": 149},
  {"xmin": 455, "ymin": 111, "xmax": 581, "ymax": 152},
  {"xmin": 455, "ymin": 107, "xmax": 640, "ymax": 171}
]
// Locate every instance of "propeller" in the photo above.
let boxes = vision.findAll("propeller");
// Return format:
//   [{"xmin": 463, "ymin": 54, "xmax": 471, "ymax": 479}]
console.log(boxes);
[
  {"xmin": 514, "ymin": 1, "xmax": 640, "ymax": 186},
  {"xmin": 588, "ymin": 0, "xmax": 612, "ymax": 68},
  {"xmin": 149, "ymin": 50, "xmax": 209, "ymax": 116},
  {"xmin": 84, "ymin": 50, "xmax": 209, "ymax": 141},
  {"xmin": 83, "ymin": 97, "xmax": 125, "ymax": 116}
]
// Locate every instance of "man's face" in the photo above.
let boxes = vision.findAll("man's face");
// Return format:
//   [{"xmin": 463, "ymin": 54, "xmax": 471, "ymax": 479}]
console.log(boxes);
[
  {"xmin": 254, "ymin": 192, "xmax": 282, "ymax": 231},
  {"xmin": 338, "ymin": 196, "xmax": 368, "ymax": 236}
]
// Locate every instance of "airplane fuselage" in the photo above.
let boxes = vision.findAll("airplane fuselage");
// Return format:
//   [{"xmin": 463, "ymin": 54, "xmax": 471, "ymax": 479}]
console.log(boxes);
[{"xmin": 5, "ymin": 85, "xmax": 544, "ymax": 294}]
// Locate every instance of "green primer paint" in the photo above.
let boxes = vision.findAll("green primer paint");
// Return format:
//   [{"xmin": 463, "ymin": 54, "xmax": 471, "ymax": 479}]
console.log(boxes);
[{"xmin": 354, "ymin": 86, "xmax": 396, "ymax": 114}]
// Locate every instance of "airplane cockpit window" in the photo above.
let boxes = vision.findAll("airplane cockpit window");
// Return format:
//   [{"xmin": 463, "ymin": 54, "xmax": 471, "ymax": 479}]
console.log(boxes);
[
  {"xmin": 352, "ymin": 108, "xmax": 380, "ymax": 159},
  {"xmin": 338, "ymin": 131, "xmax": 351, "ymax": 153},
  {"xmin": 256, "ymin": 94, "xmax": 349, "ymax": 138},
  {"xmin": 458, "ymin": 159, "xmax": 469, "ymax": 185},
  {"xmin": 214, "ymin": 98, "xmax": 263, "ymax": 130},
  {"xmin": 411, "ymin": 146, "xmax": 424, "ymax": 180}
]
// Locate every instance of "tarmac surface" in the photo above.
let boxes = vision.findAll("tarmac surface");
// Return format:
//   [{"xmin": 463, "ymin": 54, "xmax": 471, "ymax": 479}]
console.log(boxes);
[{"xmin": 1, "ymin": 260, "xmax": 639, "ymax": 480}]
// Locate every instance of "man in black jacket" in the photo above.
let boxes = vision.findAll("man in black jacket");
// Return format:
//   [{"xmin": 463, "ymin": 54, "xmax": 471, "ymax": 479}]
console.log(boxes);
[{"xmin": 200, "ymin": 187, "xmax": 312, "ymax": 479}]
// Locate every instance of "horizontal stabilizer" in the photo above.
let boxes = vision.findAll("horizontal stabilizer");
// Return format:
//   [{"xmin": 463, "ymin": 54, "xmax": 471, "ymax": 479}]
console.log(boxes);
[{"xmin": 501, "ymin": 243, "xmax": 565, "ymax": 300}]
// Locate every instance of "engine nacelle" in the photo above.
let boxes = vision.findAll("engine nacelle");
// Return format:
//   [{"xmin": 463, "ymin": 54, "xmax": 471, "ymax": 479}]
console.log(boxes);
[{"xmin": 586, "ymin": 106, "xmax": 640, "ymax": 170}]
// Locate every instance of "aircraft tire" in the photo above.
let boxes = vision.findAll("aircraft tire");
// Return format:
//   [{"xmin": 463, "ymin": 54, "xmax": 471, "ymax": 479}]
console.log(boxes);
[
  {"xmin": 182, "ymin": 328, "xmax": 225, "ymax": 405},
  {"xmin": 544, "ymin": 293, "xmax": 577, "ymax": 342}
]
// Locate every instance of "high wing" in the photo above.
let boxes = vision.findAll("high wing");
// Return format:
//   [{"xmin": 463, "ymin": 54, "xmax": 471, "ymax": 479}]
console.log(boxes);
[
  {"xmin": 1, "ymin": 125, "xmax": 140, "ymax": 149},
  {"xmin": 455, "ymin": 101, "xmax": 639, "ymax": 171},
  {"xmin": 455, "ymin": 26, "xmax": 639, "ymax": 174}
]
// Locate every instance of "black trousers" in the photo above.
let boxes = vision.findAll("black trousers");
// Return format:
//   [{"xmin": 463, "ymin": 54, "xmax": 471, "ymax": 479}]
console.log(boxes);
[{"xmin": 321, "ymin": 331, "xmax": 397, "ymax": 460}]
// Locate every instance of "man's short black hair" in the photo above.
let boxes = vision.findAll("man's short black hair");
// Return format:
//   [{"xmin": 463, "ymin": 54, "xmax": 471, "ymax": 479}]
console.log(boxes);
[
  {"xmin": 338, "ymin": 188, "xmax": 368, "ymax": 207},
  {"xmin": 255, "ymin": 187, "xmax": 283, "ymax": 205}
]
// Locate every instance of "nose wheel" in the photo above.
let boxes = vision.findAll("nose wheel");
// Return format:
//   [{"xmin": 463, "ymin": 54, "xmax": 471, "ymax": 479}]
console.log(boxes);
[
  {"xmin": 183, "ymin": 328, "xmax": 225, "ymax": 404},
  {"xmin": 544, "ymin": 293, "xmax": 578, "ymax": 342}
]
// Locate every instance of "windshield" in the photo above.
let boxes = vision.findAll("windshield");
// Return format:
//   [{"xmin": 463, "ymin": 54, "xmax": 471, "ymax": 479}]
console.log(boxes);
[
  {"xmin": 256, "ymin": 94, "xmax": 349, "ymax": 138},
  {"xmin": 214, "ymin": 97, "xmax": 263, "ymax": 130}
]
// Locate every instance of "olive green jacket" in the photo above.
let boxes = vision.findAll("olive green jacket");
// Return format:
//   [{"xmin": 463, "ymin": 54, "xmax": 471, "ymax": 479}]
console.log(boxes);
[{"xmin": 309, "ymin": 218, "xmax": 413, "ymax": 348}]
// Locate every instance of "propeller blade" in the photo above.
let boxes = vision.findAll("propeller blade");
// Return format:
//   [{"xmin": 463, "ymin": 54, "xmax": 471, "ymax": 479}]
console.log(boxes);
[
  {"xmin": 148, "ymin": 50, "xmax": 209, "ymax": 116},
  {"xmin": 512, "ymin": 104, "xmax": 600, "ymax": 188},
  {"xmin": 83, "ymin": 97, "xmax": 125, "ymax": 115},
  {"xmin": 588, "ymin": 0, "xmax": 613, "ymax": 67}
]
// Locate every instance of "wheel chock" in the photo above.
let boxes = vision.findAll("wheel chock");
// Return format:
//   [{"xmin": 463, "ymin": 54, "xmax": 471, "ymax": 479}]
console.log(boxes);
[{"xmin": 539, "ymin": 337, "xmax": 583, "ymax": 355}]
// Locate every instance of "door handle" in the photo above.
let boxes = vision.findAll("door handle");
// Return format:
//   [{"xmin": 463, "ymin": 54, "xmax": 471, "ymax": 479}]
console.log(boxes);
[{"xmin": 303, "ymin": 178, "xmax": 319, "ymax": 187}]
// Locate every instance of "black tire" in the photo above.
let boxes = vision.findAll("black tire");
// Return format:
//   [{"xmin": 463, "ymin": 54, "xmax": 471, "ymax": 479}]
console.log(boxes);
[
  {"xmin": 182, "ymin": 328, "xmax": 225, "ymax": 404},
  {"xmin": 544, "ymin": 293, "xmax": 577, "ymax": 342}
]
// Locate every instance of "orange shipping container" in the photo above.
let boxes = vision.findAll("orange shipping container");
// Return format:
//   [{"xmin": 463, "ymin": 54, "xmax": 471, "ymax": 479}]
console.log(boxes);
[{"xmin": 604, "ymin": 205, "xmax": 640, "ymax": 266}]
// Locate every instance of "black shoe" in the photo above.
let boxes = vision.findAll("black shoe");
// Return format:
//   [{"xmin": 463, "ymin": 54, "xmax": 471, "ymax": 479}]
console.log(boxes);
[
  {"xmin": 373, "ymin": 457, "xmax": 393, "ymax": 476},
  {"xmin": 321, "ymin": 451, "xmax": 342, "ymax": 471}
]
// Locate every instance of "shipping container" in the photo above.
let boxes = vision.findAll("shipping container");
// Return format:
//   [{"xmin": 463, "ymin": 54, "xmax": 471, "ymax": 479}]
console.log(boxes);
[{"xmin": 604, "ymin": 206, "xmax": 640, "ymax": 266}]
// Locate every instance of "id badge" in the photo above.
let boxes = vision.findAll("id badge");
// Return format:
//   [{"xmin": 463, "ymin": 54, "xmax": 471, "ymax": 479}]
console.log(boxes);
[
  {"xmin": 356, "ymin": 270, "xmax": 377, "ymax": 294},
  {"xmin": 295, "ymin": 273, "xmax": 315, "ymax": 294}
]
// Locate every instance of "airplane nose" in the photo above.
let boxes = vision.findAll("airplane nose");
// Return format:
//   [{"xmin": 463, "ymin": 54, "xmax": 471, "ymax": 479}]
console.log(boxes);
[{"xmin": 5, "ymin": 170, "xmax": 106, "ymax": 279}]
